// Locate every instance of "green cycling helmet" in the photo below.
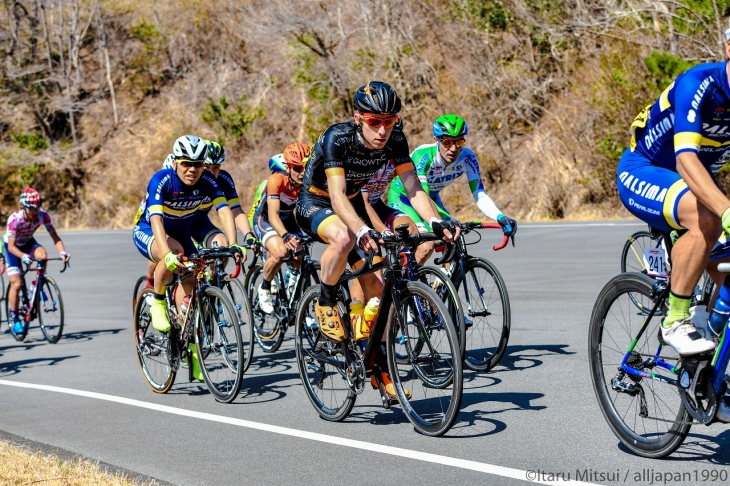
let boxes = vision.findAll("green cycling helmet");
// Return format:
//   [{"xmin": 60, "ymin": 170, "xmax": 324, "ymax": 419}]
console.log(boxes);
[
  {"xmin": 205, "ymin": 140, "xmax": 226, "ymax": 165},
  {"xmin": 432, "ymin": 114, "xmax": 468, "ymax": 138}
]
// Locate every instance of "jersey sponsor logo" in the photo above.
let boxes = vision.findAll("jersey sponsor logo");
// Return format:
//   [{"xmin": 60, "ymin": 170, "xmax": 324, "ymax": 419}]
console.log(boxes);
[
  {"xmin": 134, "ymin": 228, "xmax": 153, "ymax": 245},
  {"xmin": 168, "ymin": 200, "xmax": 203, "ymax": 211},
  {"xmin": 691, "ymin": 77, "xmax": 713, "ymax": 111},
  {"xmin": 643, "ymin": 113, "xmax": 674, "ymax": 150},
  {"xmin": 703, "ymin": 124, "xmax": 730, "ymax": 137},
  {"xmin": 628, "ymin": 197, "xmax": 660, "ymax": 216},
  {"xmin": 618, "ymin": 171, "xmax": 667, "ymax": 202},
  {"xmin": 347, "ymin": 154, "xmax": 387, "ymax": 167}
]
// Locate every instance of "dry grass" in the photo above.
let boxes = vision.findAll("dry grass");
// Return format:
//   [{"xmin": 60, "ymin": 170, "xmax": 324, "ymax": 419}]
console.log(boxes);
[{"xmin": 0, "ymin": 440, "xmax": 157, "ymax": 486}]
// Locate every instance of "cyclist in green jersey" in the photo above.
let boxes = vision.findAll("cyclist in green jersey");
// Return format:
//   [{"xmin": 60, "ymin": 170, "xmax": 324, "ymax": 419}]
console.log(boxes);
[{"xmin": 388, "ymin": 114, "xmax": 517, "ymax": 264}]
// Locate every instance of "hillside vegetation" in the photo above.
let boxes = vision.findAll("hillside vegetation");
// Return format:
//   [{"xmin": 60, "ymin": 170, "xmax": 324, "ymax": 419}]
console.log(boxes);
[{"xmin": 2, "ymin": 0, "xmax": 730, "ymax": 227}]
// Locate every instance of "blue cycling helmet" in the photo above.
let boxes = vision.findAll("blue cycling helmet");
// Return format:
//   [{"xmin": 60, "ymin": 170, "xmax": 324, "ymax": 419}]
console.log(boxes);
[
  {"xmin": 268, "ymin": 154, "xmax": 287, "ymax": 174},
  {"xmin": 432, "ymin": 114, "xmax": 468, "ymax": 138}
]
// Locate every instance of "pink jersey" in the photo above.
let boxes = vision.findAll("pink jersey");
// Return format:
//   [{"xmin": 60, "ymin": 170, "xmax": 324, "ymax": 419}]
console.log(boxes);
[{"xmin": 3, "ymin": 209, "xmax": 54, "ymax": 247}]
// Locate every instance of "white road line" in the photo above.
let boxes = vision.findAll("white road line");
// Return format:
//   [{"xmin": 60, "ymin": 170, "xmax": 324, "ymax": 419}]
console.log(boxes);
[{"xmin": 0, "ymin": 379, "xmax": 599, "ymax": 486}]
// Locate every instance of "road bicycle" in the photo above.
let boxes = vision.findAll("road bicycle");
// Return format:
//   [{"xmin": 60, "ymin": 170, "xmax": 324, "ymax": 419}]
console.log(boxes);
[
  {"xmin": 133, "ymin": 245, "xmax": 255, "ymax": 372},
  {"xmin": 590, "ymin": 228, "xmax": 730, "ymax": 457},
  {"xmin": 1, "ymin": 257, "xmax": 67, "ymax": 343},
  {"xmin": 294, "ymin": 225, "xmax": 462, "ymax": 436},
  {"xmin": 133, "ymin": 247, "xmax": 246, "ymax": 403},
  {"xmin": 245, "ymin": 235, "xmax": 321, "ymax": 353},
  {"xmin": 433, "ymin": 222, "xmax": 511, "ymax": 371},
  {"xmin": 0, "ymin": 256, "xmax": 5, "ymax": 303}
]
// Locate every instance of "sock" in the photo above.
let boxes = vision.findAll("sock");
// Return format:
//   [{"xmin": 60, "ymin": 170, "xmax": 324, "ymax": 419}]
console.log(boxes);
[
  {"xmin": 318, "ymin": 283, "xmax": 337, "ymax": 307},
  {"xmin": 663, "ymin": 291, "xmax": 692, "ymax": 329}
]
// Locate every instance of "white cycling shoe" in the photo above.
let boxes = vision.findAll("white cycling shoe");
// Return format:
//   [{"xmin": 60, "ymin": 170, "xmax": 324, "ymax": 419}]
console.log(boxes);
[
  {"xmin": 716, "ymin": 395, "xmax": 730, "ymax": 423},
  {"xmin": 661, "ymin": 318, "xmax": 716, "ymax": 356},
  {"xmin": 257, "ymin": 283, "xmax": 275, "ymax": 314}
]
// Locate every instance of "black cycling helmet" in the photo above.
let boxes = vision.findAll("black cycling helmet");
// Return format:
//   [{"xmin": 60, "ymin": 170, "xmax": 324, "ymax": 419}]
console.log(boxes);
[{"xmin": 353, "ymin": 81, "xmax": 401, "ymax": 115}]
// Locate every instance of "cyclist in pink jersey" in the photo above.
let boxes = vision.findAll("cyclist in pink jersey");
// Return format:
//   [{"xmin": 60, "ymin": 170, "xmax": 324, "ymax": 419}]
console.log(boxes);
[{"xmin": 3, "ymin": 188, "xmax": 70, "ymax": 335}]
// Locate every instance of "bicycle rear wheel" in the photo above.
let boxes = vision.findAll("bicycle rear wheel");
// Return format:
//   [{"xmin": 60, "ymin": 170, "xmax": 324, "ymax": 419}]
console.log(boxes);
[
  {"xmin": 414, "ymin": 266, "xmax": 465, "ymax": 356},
  {"xmin": 295, "ymin": 286, "xmax": 356, "ymax": 421},
  {"xmin": 589, "ymin": 272, "xmax": 691, "ymax": 458},
  {"xmin": 387, "ymin": 281, "xmax": 462, "ymax": 436},
  {"xmin": 223, "ymin": 276, "xmax": 254, "ymax": 372},
  {"xmin": 38, "ymin": 276, "xmax": 64, "ymax": 343},
  {"xmin": 133, "ymin": 288, "xmax": 175, "ymax": 393},
  {"xmin": 453, "ymin": 258, "xmax": 510, "ymax": 371},
  {"xmin": 132, "ymin": 275, "xmax": 147, "ymax": 310},
  {"xmin": 196, "ymin": 286, "xmax": 244, "ymax": 403},
  {"xmin": 247, "ymin": 264, "xmax": 286, "ymax": 353}
]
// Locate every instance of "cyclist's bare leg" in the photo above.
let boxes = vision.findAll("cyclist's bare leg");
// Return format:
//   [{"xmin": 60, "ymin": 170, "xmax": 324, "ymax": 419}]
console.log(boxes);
[
  {"xmin": 263, "ymin": 236, "xmax": 287, "ymax": 282},
  {"xmin": 673, "ymin": 194, "xmax": 722, "ymax": 296},
  {"xmin": 320, "ymin": 220, "xmax": 355, "ymax": 286},
  {"xmin": 145, "ymin": 260, "xmax": 155, "ymax": 286},
  {"xmin": 151, "ymin": 236, "xmax": 185, "ymax": 300},
  {"xmin": 7, "ymin": 273, "xmax": 21, "ymax": 310}
]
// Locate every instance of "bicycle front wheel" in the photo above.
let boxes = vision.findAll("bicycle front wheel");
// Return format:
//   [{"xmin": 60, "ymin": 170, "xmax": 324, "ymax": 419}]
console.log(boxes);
[
  {"xmin": 223, "ymin": 276, "xmax": 254, "ymax": 372},
  {"xmin": 295, "ymin": 286, "xmax": 356, "ymax": 422},
  {"xmin": 37, "ymin": 276, "xmax": 64, "ymax": 343},
  {"xmin": 196, "ymin": 286, "xmax": 244, "ymax": 403},
  {"xmin": 387, "ymin": 281, "xmax": 463, "ymax": 436},
  {"xmin": 133, "ymin": 288, "xmax": 175, "ymax": 393},
  {"xmin": 414, "ymin": 266, "xmax": 465, "ymax": 356},
  {"xmin": 453, "ymin": 258, "xmax": 510, "ymax": 371},
  {"xmin": 247, "ymin": 264, "xmax": 285, "ymax": 353},
  {"xmin": 589, "ymin": 272, "xmax": 690, "ymax": 458}
]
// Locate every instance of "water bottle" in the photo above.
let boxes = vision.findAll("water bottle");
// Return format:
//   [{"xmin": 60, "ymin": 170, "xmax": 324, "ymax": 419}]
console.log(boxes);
[
  {"xmin": 709, "ymin": 285, "xmax": 730, "ymax": 336},
  {"xmin": 350, "ymin": 300, "xmax": 364, "ymax": 340},
  {"xmin": 286, "ymin": 265, "xmax": 299, "ymax": 294},
  {"xmin": 29, "ymin": 280, "xmax": 37, "ymax": 297},
  {"xmin": 363, "ymin": 297, "xmax": 380, "ymax": 335},
  {"xmin": 178, "ymin": 295, "xmax": 191, "ymax": 325}
]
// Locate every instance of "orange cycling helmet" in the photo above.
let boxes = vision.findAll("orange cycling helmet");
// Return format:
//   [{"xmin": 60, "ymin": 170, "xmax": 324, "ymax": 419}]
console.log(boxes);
[{"xmin": 283, "ymin": 142, "xmax": 310, "ymax": 168}]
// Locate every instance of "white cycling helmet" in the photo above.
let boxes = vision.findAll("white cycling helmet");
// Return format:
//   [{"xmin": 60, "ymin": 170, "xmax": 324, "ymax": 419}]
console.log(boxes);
[
  {"xmin": 162, "ymin": 153, "xmax": 175, "ymax": 169},
  {"xmin": 172, "ymin": 135, "xmax": 207, "ymax": 161}
]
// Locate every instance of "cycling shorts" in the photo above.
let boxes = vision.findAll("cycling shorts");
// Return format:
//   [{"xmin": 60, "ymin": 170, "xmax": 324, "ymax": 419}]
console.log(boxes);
[
  {"xmin": 295, "ymin": 193, "xmax": 378, "ymax": 266},
  {"xmin": 3, "ymin": 238, "xmax": 41, "ymax": 276},
  {"xmin": 133, "ymin": 218, "xmax": 223, "ymax": 262},
  {"xmin": 388, "ymin": 191, "xmax": 450, "ymax": 232},
  {"xmin": 253, "ymin": 213, "xmax": 303, "ymax": 246},
  {"xmin": 617, "ymin": 148, "xmax": 690, "ymax": 232}
]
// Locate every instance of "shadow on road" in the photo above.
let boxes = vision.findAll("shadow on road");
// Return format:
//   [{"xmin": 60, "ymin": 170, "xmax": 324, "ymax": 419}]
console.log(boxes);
[
  {"xmin": 0, "ymin": 355, "xmax": 80, "ymax": 376},
  {"xmin": 60, "ymin": 328, "xmax": 126, "ymax": 342},
  {"xmin": 616, "ymin": 427, "xmax": 730, "ymax": 464},
  {"xmin": 493, "ymin": 344, "xmax": 575, "ymax": 373}
]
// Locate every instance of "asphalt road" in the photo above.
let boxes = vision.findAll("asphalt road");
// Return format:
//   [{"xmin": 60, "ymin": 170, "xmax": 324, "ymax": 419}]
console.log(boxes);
[{"xmin": 1, "ymin": 222, "xmax": 729, "ymax": 486}]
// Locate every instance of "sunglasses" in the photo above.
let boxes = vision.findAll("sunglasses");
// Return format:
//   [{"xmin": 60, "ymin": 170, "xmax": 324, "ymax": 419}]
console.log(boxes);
[
  {"xmin": 289, "ymin": 165, "xmax": 305, "ymax": 172},
  {"xmin": 361, "ymin": 114, "xmax": 398, "ymax": 129},
  {"xmin": 178, "ymin": 160, "xmax": 204, "ymax": 168},
  {"xmin": 439, "ymin": 138, "xmax": 465, "ymax": 149}
]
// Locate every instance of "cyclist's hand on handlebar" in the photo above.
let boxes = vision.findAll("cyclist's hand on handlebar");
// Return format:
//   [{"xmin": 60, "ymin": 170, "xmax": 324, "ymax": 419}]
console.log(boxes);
[
  {"xmin": 60, "ymin": 251, "xmax": 70, "ymax": 263},
  {"xmin": 356, "ymin": 226, "xmax": 381, "ymax": 253},
  {"xmin": 244, "ymin": 231, "xmax": 257, "ymax": 247},
  {"xmin": 431, "ymin": 218, "xmax": 461, "ymax": 242},
  {"xmin": 230, "ymin": 243, "xmax": 247, "ymax": 263},
  {"xmin": 282, "ymin": 232, "xmax": 300, "ymax": 252},
  {"xmin": 163, "ymin": 251, "xmax": 184, "ymax": 272},
  {"xmin": 497, "ymin": 214, "xmax": 517, "ymax": 238},
  {"xmin": 21, "ymin": 254, "xmax": 32, "ymax": 266}
]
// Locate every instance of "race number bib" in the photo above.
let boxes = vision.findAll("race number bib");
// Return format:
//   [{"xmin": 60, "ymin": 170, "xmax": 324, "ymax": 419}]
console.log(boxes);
[{"xmin": 643, "ymin": 247, "xmax": 667, "ymax": 278}]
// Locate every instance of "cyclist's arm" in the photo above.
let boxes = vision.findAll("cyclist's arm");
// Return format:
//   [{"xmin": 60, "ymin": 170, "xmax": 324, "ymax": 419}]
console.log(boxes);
[
  {"xmin": 150, "ymin": 214, "xmax": 172, "ymax": 256},
  {"xmin": 265, "ymin": 198, "xmax": 290, "ymax": 237},
  {"xmin": 47, "ymin": 228, "xmax": 67, "ymax": 255},
  {"xmin": 5, "ymin": 237, "xmax": 25, "ymax": 259},
  {"xmin": 400, "ymin": 169, "xmax": 443, "ymax": 223},
  {"xmin": 216, "ymin": 205, "xmax": 238, "ymax": 246},
  {"xmin": 464, "ymin": 158, "xmax": 502, "ymax": 221},
  {"xmin": 329, "ymin": 174, "xmax": 368, "ymax": 234},
  {"xmin": 231, "ymin": 206, "xmax": 251, "ymax": 236},
  {"xmin": 362, "ymin": 191, "xmax": 388, "ymax": 233},
  {"xmin": 677, "ymin": 152, "xmax": 730, "ymax": 217}
]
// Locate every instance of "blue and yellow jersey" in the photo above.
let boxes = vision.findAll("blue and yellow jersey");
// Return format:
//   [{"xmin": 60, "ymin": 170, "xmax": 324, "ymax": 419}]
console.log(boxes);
[
  {"xmin": 215, "ymin": 169, "xmax": 241, "ymax": 210},
  {"xmin": 631, "ymin": 61, "xmax": 730, "ymax": 173},
  {"xmin": 134, "ymin": 168, "xmax": 228, "ymax": 232}
]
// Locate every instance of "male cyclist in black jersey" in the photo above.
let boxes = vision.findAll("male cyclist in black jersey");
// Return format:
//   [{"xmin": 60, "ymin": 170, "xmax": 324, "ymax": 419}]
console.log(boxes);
[{"xmin": 295, "ymin": 81, "xmax": 459, "ymax": 400}]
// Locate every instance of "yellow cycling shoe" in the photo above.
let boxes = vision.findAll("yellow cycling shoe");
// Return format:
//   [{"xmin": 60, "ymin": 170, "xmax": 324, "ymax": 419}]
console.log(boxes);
[
  {"xmin": 315, "ymin": 302, "xmax": 345, "ymax": 342},
  {"xmin": 188, "ymin": 343, "xmax": 204, "ymax": 382},
  {"xmin": 371, "ymin": 371, "xmax": 411, "ymax": 401},
  {"xmin": 149, "ymin": 297, "xmax": 171, "ymax": 332}
]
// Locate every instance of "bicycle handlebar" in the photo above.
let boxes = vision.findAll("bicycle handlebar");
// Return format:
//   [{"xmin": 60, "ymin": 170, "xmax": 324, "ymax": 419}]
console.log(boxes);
[
  {"xmin": 22, "ymin": 257, "xmax": 69, "ymax": 274},
  {"xmin": 461, "ymin": 222, "xmax": 511, "ymax": 250}
]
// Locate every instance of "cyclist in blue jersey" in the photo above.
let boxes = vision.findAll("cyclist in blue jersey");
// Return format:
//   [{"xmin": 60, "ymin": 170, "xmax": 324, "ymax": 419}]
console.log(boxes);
[
  {"xmin": 133, "ymin": 135, "xmax": 244, "ymax": 336},
  {"xmin": 616, "ymin": 35, "xmax": 730, "ymax": 364},
  {"xmin": 388, "ymin": 114, "xmax": 516, "ymax": 264}
]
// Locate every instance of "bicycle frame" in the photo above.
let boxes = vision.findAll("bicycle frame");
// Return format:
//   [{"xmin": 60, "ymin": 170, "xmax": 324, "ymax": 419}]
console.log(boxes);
[{"xmin": 16, "ymin": 258, "xmax": 67, "ymax": 322}]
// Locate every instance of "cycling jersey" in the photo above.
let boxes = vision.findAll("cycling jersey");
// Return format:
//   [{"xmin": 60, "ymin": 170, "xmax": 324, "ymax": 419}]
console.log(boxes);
[
  {"xmin": 255, "ymin": 172, "xmax": 300, "ymax": 219},
  {"xmin": 361, "ymin": 159, "xmax": 396, "ymax": 204},
  {"xmin": 134, "ymin": 168, "xmax": 228, "ymax": 232},
  {"xmin": 388, "ymin": 143, "xmax": 502, "ymax": 223},
  {"xmin": 301, "ymin": 121, "xmax": 414, "ymax": 199},
  {"xmin": 214, "ymin": 169, "xmax": 241, "ymax": 210},
  {"xmin": 248, "ymin": 180, "xmax": 267, "ymax": 228},
  {"xmin": 629, "ymin": 61, "xmax": 730, "ymax": 173},
  {"xmin": 3, "ymin": 209, "xmax": 54, "ymax": 246}
]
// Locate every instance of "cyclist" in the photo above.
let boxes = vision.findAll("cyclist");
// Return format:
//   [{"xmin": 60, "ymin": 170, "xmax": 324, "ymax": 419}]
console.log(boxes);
[
  {"xmin": 615, "ymin": 47, "xmax": 730, "ymax": 358},
  {"xmin": 133, "ymin": 135, "xmax": 244, "ymax": 341},
  {"xmin": 3, "ymin": 188, "xmax": 70, "ymax": 336},
  {"xmin": 388, "ymin": 114, "xmax": 517, "ymax": 264},
  {"xmin": 248, "ymin": 154, "xmax": 287, "ymax": 229},
  {"xmin": 295, "ymin": 81, "xmax": 460, "ymax": 400}
]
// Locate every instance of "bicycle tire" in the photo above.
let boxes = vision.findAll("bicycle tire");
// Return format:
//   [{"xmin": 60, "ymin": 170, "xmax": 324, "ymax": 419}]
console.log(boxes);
[
  {"xmin": 133, "ymin": 288, "xmax": 176, "ymax": 393},
  {"xmin": 589, "ymin": 272, "xmax": 691, "ymax": 458},
  {"xmin": 0, "ymin": 281, "xmax": 8, "ymax": 332},
  {"xmin": 295, "ymin": 285, "xmax": 356, "ymax": 422},
  {"xmin": 223, "ymin": 276, "xmax": 254, "ymax": 372},
  {"xmin": 132, "ymin": 275, "xmax": 147, "ymax": 310},
  {"xmin": 247, "ymin": 264, "xmax": 285, "ymax": 353},
  {"xmin": 620, "ymin": 231, "xmax": 659, "ymax": 274},
  {"xmin": 387, "ymin": 281, "xmax": 462, "ymax": 436},
  {"xmin": 196, "ymin": 286, "xmax": 244, "ymax": 403},
  {"xmin": 452, "ymin": 257, "xmax": 510, "ymax": 371},
  {"xmin": 414, "ymin": 265, "xmax": 465, "ymax": 356},
  {"xmin": 38, "ymin": 276, "xmax": 64, "ymax": 343}
]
